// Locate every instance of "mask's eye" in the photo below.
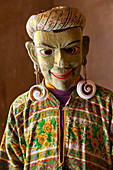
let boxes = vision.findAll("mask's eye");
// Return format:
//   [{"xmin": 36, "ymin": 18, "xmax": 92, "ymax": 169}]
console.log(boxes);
[
  {"xmin": 40, "ymin": 49, "xmax": 53, "ymax": 56},
  {"xmin": 64, "ymin": 46, "xmax": 79, "ymax": 54}
]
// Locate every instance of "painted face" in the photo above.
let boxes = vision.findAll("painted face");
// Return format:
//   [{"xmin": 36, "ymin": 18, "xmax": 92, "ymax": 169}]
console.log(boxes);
[{"xmin": 34, "ymin": 27, "xmax": 83, "ymax": 90}]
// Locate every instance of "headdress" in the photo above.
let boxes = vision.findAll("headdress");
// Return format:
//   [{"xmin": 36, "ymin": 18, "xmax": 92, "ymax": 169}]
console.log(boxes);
[{"xmin": 26, "ymin": 6, "xmax": 86, "ymax": 39}]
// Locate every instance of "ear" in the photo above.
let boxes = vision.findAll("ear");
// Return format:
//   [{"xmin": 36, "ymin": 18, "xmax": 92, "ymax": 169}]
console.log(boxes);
[
  {"xmin": 82, "ymin": 36, "xmax": 90, "ymax": 65},
  {"xmin": 25, "ymin": 41, "xmax": 38, "ymax": 64}
]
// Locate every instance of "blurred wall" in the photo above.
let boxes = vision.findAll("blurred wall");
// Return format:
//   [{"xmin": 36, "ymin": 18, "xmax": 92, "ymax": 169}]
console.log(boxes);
[
  {"xmin": 0, "ymin": 0, "xmax": 113, "ymax": 141},
  {"xmin": 0, "ymin": 0, "xmax": 54, "ymax": 141}
]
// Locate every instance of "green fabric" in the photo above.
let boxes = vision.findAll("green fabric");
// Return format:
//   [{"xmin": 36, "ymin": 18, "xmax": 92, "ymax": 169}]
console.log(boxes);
[{"xmin": 0, "ymin": 85, "xmax": 113, "ymax": 170}]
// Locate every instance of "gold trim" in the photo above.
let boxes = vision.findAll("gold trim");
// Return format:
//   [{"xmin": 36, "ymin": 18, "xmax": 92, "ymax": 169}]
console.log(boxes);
[
  {"xmin": 59, "ymin": 109, "xmax": 61, "ymax": 165},
  {"xmin": 59, "ymin": 108, "xmax": 66, "ymax": 166},
  {"xmin": 63, "ymin": 109, "xmax": 66, "ymax": 163}
]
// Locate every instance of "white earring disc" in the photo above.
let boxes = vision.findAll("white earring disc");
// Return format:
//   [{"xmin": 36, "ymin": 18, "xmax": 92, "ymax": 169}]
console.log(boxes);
[
  {"xmin": 29, "ymin": 85, "xmax": 48, "ymax": 102},
  {"xmin": 77, "ymin": 80, "xmax": 96, "ymax": 99}
]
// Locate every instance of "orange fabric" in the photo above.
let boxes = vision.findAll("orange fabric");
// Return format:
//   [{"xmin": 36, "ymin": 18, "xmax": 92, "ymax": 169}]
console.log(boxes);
[{"xmin": 45, "ymin": 76, "xmax": 80, "ymax": 91}]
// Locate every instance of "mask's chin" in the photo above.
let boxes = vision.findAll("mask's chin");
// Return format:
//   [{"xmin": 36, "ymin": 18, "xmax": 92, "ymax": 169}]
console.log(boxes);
[
  {"xmin": 45, "ymin": 76, "xmax": 72, "ymax": 90},
  {"xmin": 44, "ymin": 66, "xmax": 81, "ymax": 90},
  {"xmin": 47, "ymin": 76, "xmax": 77, "ymax": 91}
]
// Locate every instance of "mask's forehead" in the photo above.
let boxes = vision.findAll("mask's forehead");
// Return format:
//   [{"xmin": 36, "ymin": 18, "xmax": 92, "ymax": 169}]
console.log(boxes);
[{"xmin": 34, "ymin": 27, "xmax": 82, "ymax": 48}]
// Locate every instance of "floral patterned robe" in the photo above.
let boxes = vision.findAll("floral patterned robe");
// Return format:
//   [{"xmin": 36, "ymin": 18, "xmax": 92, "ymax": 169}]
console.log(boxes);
[{"xmin": 0, "ymin": 84, "xmax": 113, "ymax": 170}]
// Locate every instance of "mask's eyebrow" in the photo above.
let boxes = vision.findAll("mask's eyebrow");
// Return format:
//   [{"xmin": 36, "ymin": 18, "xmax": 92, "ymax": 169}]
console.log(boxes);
[
  {"xmin": 35, "ymin": 43, "xmax": 55, "ymax": 49},
  {"xmin": 64, "ymin": 40, "xmax": 80, "ymax": 48}
]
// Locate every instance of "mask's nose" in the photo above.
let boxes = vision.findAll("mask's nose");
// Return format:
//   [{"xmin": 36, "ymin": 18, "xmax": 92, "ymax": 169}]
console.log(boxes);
[{"xmin": 54, "ymin": 49, "xmax": 65, "ymax": 68}]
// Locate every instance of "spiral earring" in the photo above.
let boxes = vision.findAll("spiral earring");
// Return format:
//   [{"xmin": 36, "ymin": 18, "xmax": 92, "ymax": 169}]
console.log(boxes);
[
  {"xmin": 29, "ymin": 64, "xmax": 48, "ymax": 102},
  {"xmin": 77, "ymin": 65, "xmax": 96, "ymax": 100}
]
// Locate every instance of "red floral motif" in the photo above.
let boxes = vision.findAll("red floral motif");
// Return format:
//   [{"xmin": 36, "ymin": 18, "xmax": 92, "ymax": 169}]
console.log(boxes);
[
  {"xmin": 72, "ymin": 127, "xmax": 78, "ymax": 136},
  {"xmin": 30, "ymin": 163, "xmax": 38, "ymax": 169},
  {"xmin": 18, "ymin": 129, "xmax": 23, "ymax": 136},
  {"xmin": 60, "ymin": 19, "xmax": 66, "ymax": 25},
  {"xmin": 97, "ymin": 130, "xmax": 104, "ymax": 142},
  {"xmin": 38, "ymin": 133, "xmax": 47, "ymax": 145},
  {"xmin": 70, "ymin": 110, "xmax": 74, "ymax": 116},
  {"xmin": 41, "ymin": 112, "xmax": 45, "ymax": 117},
  {"xmin": 11, "ymin": 142, "xmax": 17, "ymax": 149},
  {"xmin": 73, "ymin": 18, "xmax": 78, "ymax": 24},
  {"xmin": 83, "ymin": 113, "xmax": 87, "ymax": 119},
  {"xmin": 46, "ymin": 158, "xmax": 56, "ymax": 168},
  {"xmin": 96, "ymin": 149, "xmax": 101, "ymax": 156},
  {"xmin": 53, "ymin": 110, "xmax": 57, "ymax": 115},
  {"xmin": 33, "ymin": 130, "xmax": 38, "ymax": 140},
  {"xmin": 53, "ymin": 132, "xmax": 57, "ymax": 140},
  {"xmin": 43, "ymin": 123, "xmax": 53, "ymax": 133},
  {"xmin": 50, "ymin": 20, "xmax": 55, "ymax": 25},
  {"xmin": 44, "ymin": 14, "xmax": 48, "ymax": 18},
  {"xmin": 35, "ymin": 15, "xmax": 39, "ymax": 18},
  {"xmin": 15, "ymin": 148, "xmax": 21, "ymax": 156},
  {"xmin": 71, "ymin": 137, "xmax": 76, "ymax": 143},
  {"xmin": 20, "ymin": 105, "xmax": 24, "ymax": 110},
  {"xmin": 71, "ymin": 126, "xmax": 83, "ymax": 142},
  {"xmin": 26, "ymin": 134, "xmax": 30, "ymax": 145},
  {"xmin": 39, "ymin": 152, "xmax": 43, "ymax": 158},
  {"xmin": 21, "ymin": 144, "xmax": 26, "ymax": 154},
  {"xmin": 86, "ymin": 130, "xmax": 92, "ymax": 139},
  {"xmin": 55, "ymin": 9, "xmax": 59, "ymax": 13},
  {"xmin": 91, "ymin": 138, "xmax": 99, "ymax": 150},
  {"xmin": 44, "ymin": 142, "xmax": 49, "ymax": 148},
  {"xmin": 50, "ymin": 150, "xmax": 54, "ymax": 156},
  {"xmin": 39, "ymin": 24, "xmax": 43, "ymax": 28}
]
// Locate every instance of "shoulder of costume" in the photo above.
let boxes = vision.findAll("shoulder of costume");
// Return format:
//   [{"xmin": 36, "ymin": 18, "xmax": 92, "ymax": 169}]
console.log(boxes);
[
  {"xmin": 10, "ymin": 91, "xmax": 30, "ymax": 111},
  {"xmin": 95, "ymin": 84, "xmax": 113, "ymax": 100},
  {"xmin": 9, "ymin": 84, "xmax": 57, "ymax": 117}
]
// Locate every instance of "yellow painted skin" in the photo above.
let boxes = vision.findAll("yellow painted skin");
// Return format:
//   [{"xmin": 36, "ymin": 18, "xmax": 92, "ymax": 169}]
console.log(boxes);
[{"xmin": 34, "ymin": 27, "xmax": 83, "ymax": 90}]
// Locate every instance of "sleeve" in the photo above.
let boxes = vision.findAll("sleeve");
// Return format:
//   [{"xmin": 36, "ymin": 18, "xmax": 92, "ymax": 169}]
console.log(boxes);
[
  {"xmin": 110, "ymin": 93, "xmax": 113, "ymax": 165},
  {"xmin": 0, "ymin": 104, "xmax": 24, "ymax": 169}
]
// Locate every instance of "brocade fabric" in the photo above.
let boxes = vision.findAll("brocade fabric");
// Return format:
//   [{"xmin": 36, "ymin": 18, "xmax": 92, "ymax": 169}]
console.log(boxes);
[{"xmin": 0, "ymin": 84, "xmax": 113, "ymax": 170}]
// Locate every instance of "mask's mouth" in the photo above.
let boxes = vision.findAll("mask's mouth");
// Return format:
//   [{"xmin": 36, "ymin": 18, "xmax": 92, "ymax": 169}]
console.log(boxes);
[{"xmin": 50, "ymin": 68, "xmax": 75, "ymax": 80}]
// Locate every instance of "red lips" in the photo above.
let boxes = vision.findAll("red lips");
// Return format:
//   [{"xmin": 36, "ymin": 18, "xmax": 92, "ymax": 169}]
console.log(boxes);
[{"xmin": 51, "ymin": 70, "xmax": 73, "ymax": 80}]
